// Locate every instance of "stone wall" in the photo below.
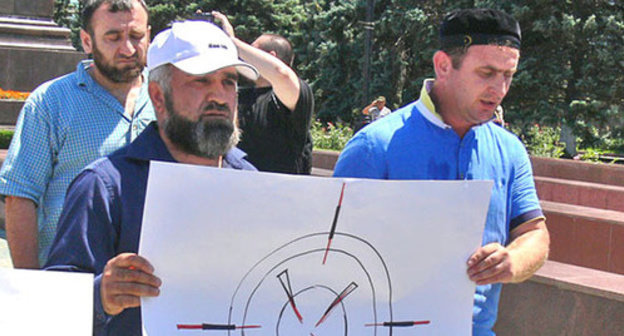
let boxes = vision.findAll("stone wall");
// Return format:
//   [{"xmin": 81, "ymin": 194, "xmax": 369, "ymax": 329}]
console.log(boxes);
[{"xmin": 0, "ymin": 0, "xmax": 54, "ymax": 18}]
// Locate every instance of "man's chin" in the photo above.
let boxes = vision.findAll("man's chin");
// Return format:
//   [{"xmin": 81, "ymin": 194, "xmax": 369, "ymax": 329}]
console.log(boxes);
[{"xmin": 109, "ymin": 67, "xmax": 143, "ymax": 83}]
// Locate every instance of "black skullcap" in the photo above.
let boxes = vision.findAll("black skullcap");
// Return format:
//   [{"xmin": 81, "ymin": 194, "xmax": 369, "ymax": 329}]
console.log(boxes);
[{"xmin": 440, "ymin": 8, "xmax": 521, "ymax": 50}]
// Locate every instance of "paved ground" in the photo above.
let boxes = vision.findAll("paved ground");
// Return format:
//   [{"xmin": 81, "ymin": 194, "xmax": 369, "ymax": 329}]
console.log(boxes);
[{"xmin": 0, "ymin": 238, "xmax": 12, "ymax": 268}]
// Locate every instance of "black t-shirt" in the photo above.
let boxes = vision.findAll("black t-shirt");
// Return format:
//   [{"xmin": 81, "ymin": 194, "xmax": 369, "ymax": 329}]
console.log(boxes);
[{"xmin": 238, "ymin": 78, "xmax": 314, "ymax": 174}]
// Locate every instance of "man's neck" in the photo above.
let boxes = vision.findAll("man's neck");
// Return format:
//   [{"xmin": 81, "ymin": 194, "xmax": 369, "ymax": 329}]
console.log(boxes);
[
  {"xmin": 89, "ymin": 66, "xmax": 143, "ymax": 107},
  {"xmin": 429, "ymin": 82, "xmax": 471, "ymax": 138}
]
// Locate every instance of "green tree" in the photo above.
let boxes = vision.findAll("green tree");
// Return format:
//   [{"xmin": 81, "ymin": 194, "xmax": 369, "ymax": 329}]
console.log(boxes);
[
  {"xmin": 53, "ymin": 1, "xmax": 624, "ymax": 153},
  {"xmin": 53, "ymin": 0, "xmax": 82, "ymax": 50}
]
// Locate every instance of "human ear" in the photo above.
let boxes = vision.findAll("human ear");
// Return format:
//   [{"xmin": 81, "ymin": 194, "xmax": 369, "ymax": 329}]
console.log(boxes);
[
  {"xmin": 80, "ymin": 29, "xmax": 93, "ymax": 54},
  {"xmin": 148, "ymin": 82, "xmax": 167, "ymax": 119},
  {"xmin": 433, "ymin": 50, "xmax": 452, "ymax": 80}
]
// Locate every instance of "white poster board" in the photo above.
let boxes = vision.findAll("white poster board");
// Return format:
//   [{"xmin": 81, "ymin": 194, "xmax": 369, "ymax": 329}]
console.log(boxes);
[
  {"xmin": 140, "ymin": 161, "xmax": 492, "ymax": 335},
  {"xmin": 0, "ymin": 268, "xmax": 93, "ymax": 335}
]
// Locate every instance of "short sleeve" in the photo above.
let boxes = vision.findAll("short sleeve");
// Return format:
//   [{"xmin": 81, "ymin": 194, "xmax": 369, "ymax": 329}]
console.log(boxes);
[
  {"xmin": 289, "ymin": 79, "xmax": 314, "ymax": 133},
  {"xmin": 0, "ymin": 95, "xmax": 56, "ymax": 203},
  {"xmin": 509, "ymin": 147, "xmax": 544, "ymax": 230}
]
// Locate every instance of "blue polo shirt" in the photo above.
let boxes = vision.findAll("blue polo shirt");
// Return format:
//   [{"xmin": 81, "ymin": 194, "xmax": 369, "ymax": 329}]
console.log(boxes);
[
  {"xmin": 334, "ymin": 80, "xmax": 544, "ymax": 335},
  {"xmin": 44, "ymin": 122, "xmax": 256, "ymax": 336},
  {"xmin": 0, "ymin": 60, "xmax": 155, "ymax": 264}
]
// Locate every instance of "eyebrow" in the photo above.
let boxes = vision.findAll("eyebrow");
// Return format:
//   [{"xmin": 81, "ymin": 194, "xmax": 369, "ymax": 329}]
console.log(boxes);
[
  {"xmin": 103, "ymin": 29, "xmax": 122, "ymax": 36},
  {"xmin": 479, "ymin": 65, "xmax": 517, "ymax": 74},
  {"xmin": 103, "ymin": 25, "xmax": 146, "ymax": 36},
  {"xmin": 225, "ymin": 72, "xmax": 239, "ymax": 81}
]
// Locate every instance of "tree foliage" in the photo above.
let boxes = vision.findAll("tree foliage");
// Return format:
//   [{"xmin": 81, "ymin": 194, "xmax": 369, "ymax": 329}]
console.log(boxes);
[{"xmin": 54, "ymin": 0, "xmax": 624, "ymax": 150}]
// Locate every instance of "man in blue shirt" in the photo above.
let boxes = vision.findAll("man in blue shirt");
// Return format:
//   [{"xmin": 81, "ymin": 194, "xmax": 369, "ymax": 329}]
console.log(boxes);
[
  {"xmin": 333, "ymin": 9, "xmax": 549, "ymax": 336},
  {"xmin": 44, "ymin": 21, "xmax": 258, "ymax": 335},
  {"xmin": 0, "ymin": 0, "xmax": 155, "ymax": 268}
]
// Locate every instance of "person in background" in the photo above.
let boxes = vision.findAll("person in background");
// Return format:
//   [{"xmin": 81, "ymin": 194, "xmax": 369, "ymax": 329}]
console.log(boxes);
[
  {"xmin": 333, "ymin": 8, "xmax": 549, "ymax": 336},
  {"xmin": 0, "ymin": 0, "xmax": 155, "ymax": 268},
  {"xmin": 213, "ymin": 11, "xmax": 315, "ymax": 174},
  {"xmin": 362, "ymin": 96, "xmax": 391, "ymax": 122}
]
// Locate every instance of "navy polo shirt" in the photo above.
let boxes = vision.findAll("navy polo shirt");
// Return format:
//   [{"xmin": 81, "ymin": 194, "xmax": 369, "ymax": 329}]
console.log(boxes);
[{"xmin": 44, "ymin": 122, "xmax": 256, "ymax": 335}]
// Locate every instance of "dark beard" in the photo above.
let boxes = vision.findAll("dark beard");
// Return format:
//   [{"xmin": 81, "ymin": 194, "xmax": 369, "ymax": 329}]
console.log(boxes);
[
  {"xmin": 91, "ymin": 39, "xmax": 144, "ymax": 83},
  {"xmin": 162, "ymin": 95, "xmax": 239, "ymax": 159}
]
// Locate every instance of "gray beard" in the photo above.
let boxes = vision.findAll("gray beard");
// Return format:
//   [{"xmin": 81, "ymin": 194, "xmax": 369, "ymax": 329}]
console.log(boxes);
[{"xmin": 162, "ymin": 96, "xmax": 239, "ymax": 159}]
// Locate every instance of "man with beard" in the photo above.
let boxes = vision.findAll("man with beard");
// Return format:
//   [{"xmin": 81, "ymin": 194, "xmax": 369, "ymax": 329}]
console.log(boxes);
[
  {"xmin": 0, "ymin": 0, "xmax": 155, "ymax": 268},
  {"xmin": 333, "ymin": 9, "xmax": 549, "ymax": 336},
  {"xmin": 44, "ymin": 20, "xmax": 258, "ymax": 335}
]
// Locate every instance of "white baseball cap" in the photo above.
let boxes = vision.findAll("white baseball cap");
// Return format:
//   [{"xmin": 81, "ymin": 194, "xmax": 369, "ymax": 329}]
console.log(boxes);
[{"xmin": 147, "ymin": 20, "xmax": 258, "ymax": 80}]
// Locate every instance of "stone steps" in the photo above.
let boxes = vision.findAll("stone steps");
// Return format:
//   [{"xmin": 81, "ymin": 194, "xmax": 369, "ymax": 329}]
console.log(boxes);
[
  {"xmin": 541, "ymin": 200, "xmax": 624, "ymax": 275},
  {"xmin": 532, "ymin": 156, "xmax": 624, "ymax": 187},
  {"xmin": 535, "ymin": 176, "xmax": 624, "ymax": 212},
  {"xmin": 532, "ymin": 157, "xmax": 624, "ymax": 275},
  {"xmin": 495, "ymin": 260, "xmax": 624, "ymax": 336}
]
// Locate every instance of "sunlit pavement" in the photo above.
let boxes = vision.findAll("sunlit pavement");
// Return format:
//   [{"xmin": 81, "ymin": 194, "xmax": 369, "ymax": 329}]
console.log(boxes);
[{"xmin": 0, "ymin": 238, "xmax": 12, "ymax": 268}]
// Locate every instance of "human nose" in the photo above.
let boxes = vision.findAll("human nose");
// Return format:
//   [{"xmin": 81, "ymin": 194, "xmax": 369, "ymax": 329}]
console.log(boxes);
[
  {"xmin": 204, "ymin": 83, "xmax": 231, "ymax": 106},
  {"xmin": 119, "ymin": 38, "xmax": 136, "ymax": 57},
  {"xmin": 489, "ymin": 75, "xmax": 510, "ymax": 98}
]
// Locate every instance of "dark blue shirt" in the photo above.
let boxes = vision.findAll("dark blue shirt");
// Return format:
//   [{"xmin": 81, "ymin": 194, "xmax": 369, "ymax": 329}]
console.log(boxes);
[{"xmin": 44, "ymin": 122, "xmax": 256, "ymax": 335}]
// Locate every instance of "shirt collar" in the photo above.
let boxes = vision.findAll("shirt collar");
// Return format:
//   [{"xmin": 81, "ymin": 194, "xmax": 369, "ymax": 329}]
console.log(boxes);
[
  {"xmin": 75, "ymin": 60, "xmax": 150, "ymax": 110},
  {"xmin": 416, "ymin": 79, "xmax": 495, "ymax": 130},
  {"xmin": 75, "ymin": 60, "xmax": 96, "ymax": 88},
  {"xmin": 223, "ymin": 147, "xmax": 251, "ymax": 169},
  {"xmin": 416, "ymin": 79, "xmax": 452, "ymax": 129},
  {"xmin": 126, "ymin": 122, "xmax": 176, "ymax": 162}
]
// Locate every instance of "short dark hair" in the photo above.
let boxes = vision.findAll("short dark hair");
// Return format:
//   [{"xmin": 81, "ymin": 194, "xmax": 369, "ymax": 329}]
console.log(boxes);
[
  {"xmin": 441, "ymin": 46, "xmax": 469, "ymax": 69},
  {"xmin": 255, "ymin": 34, "xmax": 294, "ymax": 67},
  {"xmin": 81, "ymin": 0, "xmax": 148, "ymax": 33}
]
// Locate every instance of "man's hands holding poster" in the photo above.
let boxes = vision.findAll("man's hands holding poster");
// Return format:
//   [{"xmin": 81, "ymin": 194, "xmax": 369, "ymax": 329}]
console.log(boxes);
[
  {"xmin": 101, "ymin": 253, "xmax": 162, "ymax": 315},
  {"xmin": 467, "ymin": 219, "xmax": 549, "ymax": 285}
]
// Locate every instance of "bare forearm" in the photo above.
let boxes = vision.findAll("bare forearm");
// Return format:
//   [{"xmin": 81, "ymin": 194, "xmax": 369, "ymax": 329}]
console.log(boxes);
[
  {"xmin": 5, "ymin": 196, "xmax": 39, "ymax": 268},
  {"xmin": 213, "ymin": 11, "xmax": 301, "ymax": 109},
  {"xmin": 467, "ymin": 219, "xmax": 549, "ymax": 285},
  {"xmin": 506, "ymin": 220, "xmax": 549, "ymax": 282},
  {"xmin": 233, "ymin": 38, "xmax": 300, "ymax": 109}
]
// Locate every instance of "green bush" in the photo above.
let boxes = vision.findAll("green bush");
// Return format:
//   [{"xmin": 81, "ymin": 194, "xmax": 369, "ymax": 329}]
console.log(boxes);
[
  {"xmin": 311, "ymin": 120, "xmax": 353, "ymax": 151},
  {"xmin": 513, "ymin": 124, "xmax": 565, "ymax": 158},
  {"xmin": 0, "ymin": 130, "xmax": 13, "ymax": 149}
]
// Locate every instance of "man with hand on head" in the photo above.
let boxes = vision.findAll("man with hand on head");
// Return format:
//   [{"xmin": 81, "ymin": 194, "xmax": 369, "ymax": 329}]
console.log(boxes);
[
  {"xmin": 44, "ymin": 20, "xmax": 258, "ymax": 335},
  {"xmin": 362, "ymin": 96, "xmax": 391, "ymax": 122},
  {"xmin": 213, "ymin": 12, "xmax": 315, "ymax": 175},
  {"xmin": 0, "ymin": 0, "xmax": 155, "ymax": 268},
  {"xmin": 333, "ymin": 9, "xmax": 549, "ymax": 336}
]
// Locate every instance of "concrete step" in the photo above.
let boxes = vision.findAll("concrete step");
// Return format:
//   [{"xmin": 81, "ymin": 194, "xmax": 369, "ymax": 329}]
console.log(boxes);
[
  {"xmin": 311, "ymin": 149, "xmax": 339, "ymax": 171},
  {"xmin": 541, "ymin": 200, "xmax": 624, "ymax": 275},
  {"xmin": 311, "ymin": 167, "xmax": 333, "ymax": 177},
  {"xmin": 532, "ymin": 156, "xmax": 624, "ymax": 187},
  {"xmin": 535, "ymin": 176, "xmax": 624, "ymax": 212},
  {"xmin": 495, "ymin": 260, "xmax": 624, "ymax": 336}
]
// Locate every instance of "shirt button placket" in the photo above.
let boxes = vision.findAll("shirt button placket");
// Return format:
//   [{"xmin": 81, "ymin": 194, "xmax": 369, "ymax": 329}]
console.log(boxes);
[{"xmin": 458, "ymin": 140, "xmax": 466, "ymax": 180}]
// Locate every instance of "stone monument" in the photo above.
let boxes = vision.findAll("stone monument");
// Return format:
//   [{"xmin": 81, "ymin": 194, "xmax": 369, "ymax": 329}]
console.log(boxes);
[{"xmin": 0, "ymin": 0, "xmax": 85, "ymax": 125}]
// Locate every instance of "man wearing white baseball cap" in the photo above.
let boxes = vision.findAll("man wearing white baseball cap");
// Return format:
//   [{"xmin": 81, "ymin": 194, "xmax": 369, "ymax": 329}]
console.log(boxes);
[{"xmin": 44, "ymin": 20, "xmax": 258, "ymax": 336}]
